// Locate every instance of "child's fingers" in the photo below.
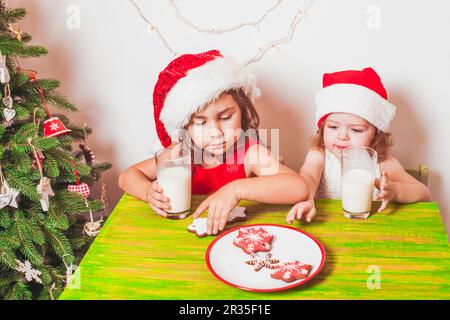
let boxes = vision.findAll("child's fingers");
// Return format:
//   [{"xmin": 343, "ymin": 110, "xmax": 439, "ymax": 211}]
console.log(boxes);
[
  {"xmin": 149, "ymin": 203, "xmax": 167, "ymax": 218},
  {"xmin": 193, "ymin": 200, "xmax": 209, "ymax": 218},
  {"xmin": 306, "ymin": 208, "xmax": 317, "ymax": 223},
  {"xmin": 212, "ymin": 205, "xmax": 225, "ymax": 235},
  {"xmin": 152, "ymin": 181, "xmax": 163, "ymax": 193},
  {"xmin": 376, "ymin": 190, "xmax": 389, "ymax": 202},
  {"xmin": 206, "ymin": 204, "xmax": 216, "ymax": 235},
  {"xmin": 375, "ymin": 193, "xmax": 385, "ymax": 201},
  {"xmin": 296, "ymin": 206, "xmax": 306, "ymax": 221},
  {"xmin": 218, "ymin": 209, "xmax": 229, "ymax": 232},
  {"xmin": 380, "ymin": 172, "xmax": 389, "ymax": 188},
  {"xmin": 378, "ymin": 199, "xmax": 389, "ymax": 212},
  {"xmin": 286, "ymin": 205, "xmax": 298, "ymax": 224},
  {"xmin": 151, "ymin": 182, "xmax": 169, "ymax": 202},
  {"xmin": 148, "ymin": 197, "xmax": 170, "ymax": 211},
  {"xmin": 150, "ymin": 189, "xmax": 169, "ymax": 203}
]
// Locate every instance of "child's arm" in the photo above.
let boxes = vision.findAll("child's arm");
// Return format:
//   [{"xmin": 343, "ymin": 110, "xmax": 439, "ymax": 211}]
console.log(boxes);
[
  {"xmin": 234, "ymin": 144, "xmax": 309, "ymax": 204},
  {"xmin": 298, "ymin": 149, "xmax": 325, "ymax": 201},
  {"xmin": 193, "ymin": 144, "xmax": 309, "ymax": 234},
  {"xmin": 287, "ymin": 149, "xmax": 325, "ymax": 223},
  {"xmin": 118, "ymin": 157, "xmax": 170, "ymax": 216},
  {"xmin": 376, "ymin": 156, "xmax": 432, "ymax": 211}
]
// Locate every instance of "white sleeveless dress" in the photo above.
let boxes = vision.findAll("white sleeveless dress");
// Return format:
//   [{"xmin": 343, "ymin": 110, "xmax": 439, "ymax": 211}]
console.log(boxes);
[{"xmin": 316, "ymin": 149, "xmax": 381, "ymax": 199}]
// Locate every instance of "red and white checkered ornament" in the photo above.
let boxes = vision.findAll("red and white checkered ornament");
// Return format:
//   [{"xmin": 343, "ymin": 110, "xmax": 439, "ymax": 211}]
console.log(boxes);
[{"xmin": 68, "ymin": 183, "xmax": 90, "ymax": 198}]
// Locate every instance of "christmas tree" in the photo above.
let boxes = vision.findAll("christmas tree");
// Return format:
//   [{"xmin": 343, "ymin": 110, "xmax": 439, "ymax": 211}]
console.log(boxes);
[{"xmin": 0, "ymin": 3, "xmax": 111, "ymax": 299}]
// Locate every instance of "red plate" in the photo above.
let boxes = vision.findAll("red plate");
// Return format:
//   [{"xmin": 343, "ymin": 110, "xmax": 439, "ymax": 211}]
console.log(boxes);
[{"xmin": 205, "ymin": 224, "xmax": 326, "ymax": 292}]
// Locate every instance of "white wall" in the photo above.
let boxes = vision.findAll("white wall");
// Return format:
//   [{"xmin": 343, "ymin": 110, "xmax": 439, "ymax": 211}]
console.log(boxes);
[{"xmin": 11, "ymin": 0, "xmax": 450, "ymax": 237}]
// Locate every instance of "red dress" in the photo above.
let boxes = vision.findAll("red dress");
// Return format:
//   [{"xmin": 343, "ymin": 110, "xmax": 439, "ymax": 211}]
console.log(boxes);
[{"xmin": 191, "ymin": 138, "xmax": 258, "ymax": 195}]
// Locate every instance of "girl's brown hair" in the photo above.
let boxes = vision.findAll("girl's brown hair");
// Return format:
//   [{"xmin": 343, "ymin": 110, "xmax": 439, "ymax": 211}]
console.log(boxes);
[
  {"xmin": 228, "ymin": 88, "xmax": 260, "ymax": 131},
  {"xmin": 310, "ymin": 120, "xmax": 394, "ymax": 162}
]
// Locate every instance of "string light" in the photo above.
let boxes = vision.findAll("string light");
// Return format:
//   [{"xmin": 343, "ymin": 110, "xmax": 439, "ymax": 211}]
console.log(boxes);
[
  {"xmin": 129, "ymin": 0, "xmax": 179, "ymax": 56},
  {"xmin": 129, "ymin": 0, "xmax": 314, "ymax": 66},
  {"xmin": 243, "ymin": 0, "xmax": 313, "ymax": 66},
  {"xmin": 169, "ymin": 0, "xmax": 284, "ymax": 34}
]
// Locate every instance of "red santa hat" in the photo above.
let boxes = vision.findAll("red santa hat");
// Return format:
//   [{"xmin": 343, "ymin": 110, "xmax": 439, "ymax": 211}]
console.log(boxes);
[
  {"xmin": 315, "ymin": 67, "xmax": 396, "ymax": 132},
  {"xmin": 152, "ymin": 50, "xmax": 260, "ymax": 152}
]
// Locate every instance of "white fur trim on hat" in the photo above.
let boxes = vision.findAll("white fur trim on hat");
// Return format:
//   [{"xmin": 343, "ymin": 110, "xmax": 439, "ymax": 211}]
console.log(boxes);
[
  {"xmin": 160, "ymin": 55, "xmax": 261, "ymax": 141},
  {"xmin": 315, "ymin": 84, "xmax": 396, "ymax": 132}
]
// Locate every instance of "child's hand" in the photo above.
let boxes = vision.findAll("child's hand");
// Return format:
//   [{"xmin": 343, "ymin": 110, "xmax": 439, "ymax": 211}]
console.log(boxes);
[
  {"xmin": 146, "ymin": 181, "xmax": 170, "ymax": 217},
  {"xmin": 193, "ymin": 185, "xmax": 240, "ymax": 235},
  {"xmin": 375, "ymin": 171, "xmax": 396, "ymax": 212},
  {"xmin": 286, "ymin": 199, "xmax": 317, "ymax": 223}
]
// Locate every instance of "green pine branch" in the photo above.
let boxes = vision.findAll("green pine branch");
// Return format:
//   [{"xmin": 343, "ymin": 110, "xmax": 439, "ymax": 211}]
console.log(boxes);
[
  {"xmin": 0, "ymin": 7, "xmax": 26, "ymax": 26},
  {"xmin": 0, "ymin": 3, "xmax": 112, "ymax": 300},
  {"xmin": 0, "ymin": 37, "xmax": 47, "ymax": 57}
]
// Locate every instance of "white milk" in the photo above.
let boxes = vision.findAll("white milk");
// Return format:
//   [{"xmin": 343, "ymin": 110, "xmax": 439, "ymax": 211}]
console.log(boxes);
[
  {"xmin": 342, "ymin": 168, "xmax": 375, "ymax": 214},
  {"xmin": 157, "ymin": 166, "xmax": 191, "ymax": 214}
]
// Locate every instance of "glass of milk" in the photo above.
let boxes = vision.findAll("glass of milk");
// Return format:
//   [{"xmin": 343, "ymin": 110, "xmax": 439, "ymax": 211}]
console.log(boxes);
[
  {"xmin": 341, "ymin": 146, "xmax": 378, "ymax": 219},
  {"xmin": 155, "ymin": 144, "xmax": 192, "ymax": 219}
]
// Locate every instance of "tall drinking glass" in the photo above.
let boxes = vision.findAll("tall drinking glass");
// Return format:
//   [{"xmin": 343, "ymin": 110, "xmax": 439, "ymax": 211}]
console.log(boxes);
[
  {"xmin": 155, "ymin": 144, "xmax": 191, "ymax": 219},
  {"xmin": 341, "ymin": 146, "xmax": 378, "ymax": 219}
]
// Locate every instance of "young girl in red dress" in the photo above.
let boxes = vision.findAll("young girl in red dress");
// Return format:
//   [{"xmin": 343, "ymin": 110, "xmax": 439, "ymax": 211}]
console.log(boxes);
[{"xmin": 119, "ymin": 50, "xmax": 309, "ymax": 235}]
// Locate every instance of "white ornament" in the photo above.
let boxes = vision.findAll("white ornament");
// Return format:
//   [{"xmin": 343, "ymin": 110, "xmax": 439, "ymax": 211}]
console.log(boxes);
[
  {"xmin": 2, "ymin": 180, "xmax": 19, "ymax": 208},
  {"xmin": 15, "ymin": 260, "xmax": 42, "ymax": 284},
  {"xmin": 36, "ymin": 177, "xmax": 55, "ymax": 211},
  {"xmin": 3, "ymin": 108, "xmax": 16, "ymax": 121},
  {"xmin": 0, "ymin": 52, "xmax": 10, "ymax": 84},
  {"xmin": 83, "ymin": 219, "xmax": 103, "ymax": 237},
  {"xmin": 0, "ymin": 192, "xmax": 12, "ymax": 209},
  {"xmin": 0, "ymin": 178, "xmax": 20, "ymax": 209},
  {"xmin": 82, "ymin": 200, "xmax": 103, "ymax": 237}
]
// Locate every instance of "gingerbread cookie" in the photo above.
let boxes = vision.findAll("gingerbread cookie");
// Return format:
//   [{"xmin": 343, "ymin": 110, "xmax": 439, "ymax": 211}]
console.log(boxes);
[
  {"xmin": 187, "ymin": 207, "xmax": 247, "ymax": 237},
  {"xmin": 227, "ymin": 206, "xmax": 247, "ymax": 223},
  {"xmin": 187, "ymin": 218, "xmax": 208, "ymax": 237},
  {"xmin": 270, "ymin": 261, "xmax": 312, "ymax": 282},
  {"xmin": 233, "ymin": 226, "xmax": 273, "ymax": 254},
  {"xmin": 245, "ymin": 253, "xmax": 280, "ymax": 271}
]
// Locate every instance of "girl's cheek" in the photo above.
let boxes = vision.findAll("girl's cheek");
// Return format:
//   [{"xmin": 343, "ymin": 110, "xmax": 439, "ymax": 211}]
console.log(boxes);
[
  {"xmin": 323, "ymin": 130, "xmax": 334, "ymax": 146},
  {"xmin": 350, "ymin": 135, "xmax": 370, "ymax": 148},
  {"xmin": 190, "ymin": 127, "xmax": 206, "ymax": 148}
]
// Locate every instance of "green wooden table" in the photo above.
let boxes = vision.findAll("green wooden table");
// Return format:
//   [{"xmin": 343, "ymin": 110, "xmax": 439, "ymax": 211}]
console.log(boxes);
[{"xmin": 60, "ymin": 193, "xmax": 450, "ymax": 300}]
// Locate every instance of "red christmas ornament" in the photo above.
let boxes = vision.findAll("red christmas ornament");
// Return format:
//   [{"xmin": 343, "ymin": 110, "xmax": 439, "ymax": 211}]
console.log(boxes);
[
  {"xmin": 67, "ymin": 161, "xmax": 90, "ymax": 198},
  {"xmin": 43, "ymin": 117, "xmax": 71, "ymax": 138},
  {"xmin": 25, "ymin": 71, "xmax": 72, "ymax": 138},
  {"xmin": 67, "ymin": 183, "xmax": 90, "ymax": 198}
]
